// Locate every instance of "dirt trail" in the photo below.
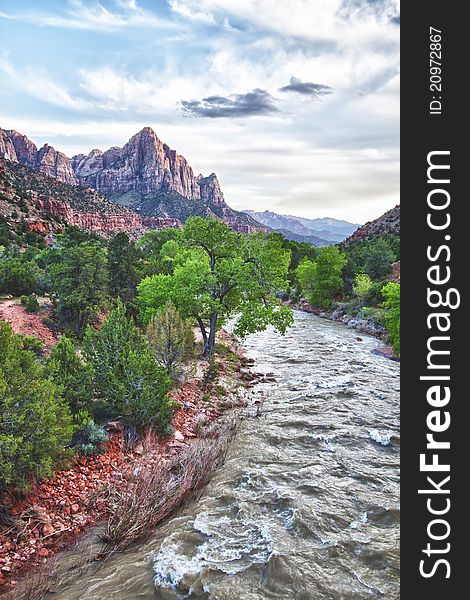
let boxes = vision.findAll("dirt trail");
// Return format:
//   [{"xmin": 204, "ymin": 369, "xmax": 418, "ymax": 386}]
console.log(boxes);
[{"xmin": 0, "ymin": 298, "xmax": 58, "ymax": 351}]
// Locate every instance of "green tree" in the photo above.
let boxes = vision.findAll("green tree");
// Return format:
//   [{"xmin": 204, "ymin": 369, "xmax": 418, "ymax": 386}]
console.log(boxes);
[
  {"xmin": 108, "ymin": 233, "xmax": 140, "ymax": 300},
  {"xmin": 382, "ymin": 282, "xmax": 400, "ymax": 356},
  {"xmin": 50, "ymin": 243, "xmax": 109, "ymax": 333},
  {"xmin": 0, "ymin": 257, "xmax": 41, "ymax": 296},
  {"xmin": 296, "ymin": 257, "xmax": 317, "ymax": 302},
  {"xmin": 137, "ymin": 228, "xmax": 181, "ymax": 277},
  {"xmin": 0, "ymin": 323, "xmax": 74, "ymax": 489},
  {"xmin": 362, "ymin": 238, "xmax": 396, "ymax": 280},
  {"xmin": 146, "ymin": 302, "xmax": 195, "ymax": 379},
  {"xmin": 83, "ymin": 301, "xmax": 173, "ymax": 430},
  {"xmin": 46, "ymin": 337, "xmax": 94, "ymax": 414},
  {"xmin": 353, "ymin": 273, "xmax": 373, "ymax": 307},
  {"xmin": 266, "ymin": 232, "xmax": 318, "ymax": 296},
  {"xmin": 137, "ymin": 217, "xmax": 293, "ymax": 357},
  {"xmin": 296, "ymin": 246, "xmax": 347, "ymax": 308}
]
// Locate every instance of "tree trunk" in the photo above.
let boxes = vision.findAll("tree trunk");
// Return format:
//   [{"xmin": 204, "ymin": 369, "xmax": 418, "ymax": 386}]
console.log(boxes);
[
  {"xmin": 206, "ymin": 312, "xmax": 218, "ymax": 357},
  {"xmin": 197, "ymin": 317, "xmax": 209, "ymax": 356}
]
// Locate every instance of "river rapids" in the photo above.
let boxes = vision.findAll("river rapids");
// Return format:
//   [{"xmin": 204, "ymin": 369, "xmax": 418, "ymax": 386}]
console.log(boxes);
[{"xmin": 51, "ymin": 311, "xmax": 400, "ymax": 599}]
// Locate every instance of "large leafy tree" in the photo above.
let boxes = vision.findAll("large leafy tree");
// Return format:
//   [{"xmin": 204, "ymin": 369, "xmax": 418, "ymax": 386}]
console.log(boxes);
[
  {"xmin": 296, "ymin": 246, "xmax": 347, "ymax": 309},
  {"xmin": 137, "ymin": 217, "xmax": 293, "ymax": 356},
  {"xmin": 83, "ymin": 301, "xmax": 173, "ymax": 430},
  {"xmin": 50, "ymin": 242, "xmax": 109, "ymax": 333},
  {"xmin": 137, "ymin": 228, "xmax": 181, "ymax": 277},
  {"xmin": 0, "ymin": 323, "xmax": 74, "ymax": 489}
]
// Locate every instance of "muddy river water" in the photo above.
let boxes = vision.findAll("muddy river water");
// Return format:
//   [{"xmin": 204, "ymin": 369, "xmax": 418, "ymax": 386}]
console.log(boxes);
[{"xmin": 52, "ymin": 311, "xmax": 400, "ymax": 599}]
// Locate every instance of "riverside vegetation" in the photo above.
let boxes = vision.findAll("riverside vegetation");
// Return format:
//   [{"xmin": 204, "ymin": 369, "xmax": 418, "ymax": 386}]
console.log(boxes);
[
  {"xmin": 0, "ymin": 216, "xmax": 291, "ymax": 591},
  {"xmin": 0, "ymin": 214, "xmax": 400, "ymax": 592}
]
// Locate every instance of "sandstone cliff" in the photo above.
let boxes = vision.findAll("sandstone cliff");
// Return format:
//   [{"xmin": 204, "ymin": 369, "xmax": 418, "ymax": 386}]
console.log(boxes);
[
  {"xmin": 0, "ymin": 159, "xmax": 145, "ymax": 237},
  {"xmin": 0, "ymin": 129, "xmax": 78, "ymax": 185},
  {"xmin": 1, "ymin": 127, "xmax": 224, "ymax": 204},
  {"xmin": 0, "ymin": 126, "xmax": 265, "ymax": 233}
]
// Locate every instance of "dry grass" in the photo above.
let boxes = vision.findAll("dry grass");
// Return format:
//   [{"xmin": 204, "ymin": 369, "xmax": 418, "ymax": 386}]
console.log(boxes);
[
  {"xmin": 99, "ymin": 416, "xmax": 238, "ymax": 556},
  {"xmin": 2, "ymin": 505, "xmax": 50, "ymax": 543}
]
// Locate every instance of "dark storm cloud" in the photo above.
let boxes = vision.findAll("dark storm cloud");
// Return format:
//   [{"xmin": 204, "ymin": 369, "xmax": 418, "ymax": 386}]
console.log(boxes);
[
  {"xmin": 180, "ymin": 89, "xmax": 278, "ymax": 118},
  {"xmin": 279, "ymin": 77, "xmax": 333, "ymax": 97}
]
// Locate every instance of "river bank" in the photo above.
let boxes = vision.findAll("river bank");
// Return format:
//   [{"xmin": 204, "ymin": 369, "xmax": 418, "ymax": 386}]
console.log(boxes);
[
  {"xmin": 0, "ymin": 331, "xmax": 252, "ymax": 595},
  {"xmin": 41, "ymin": 310, "xmax": 399, "ymax": 600},
  {"xmin": 284, "ymin": 299, "xmax": 398, "ymax": 361}
]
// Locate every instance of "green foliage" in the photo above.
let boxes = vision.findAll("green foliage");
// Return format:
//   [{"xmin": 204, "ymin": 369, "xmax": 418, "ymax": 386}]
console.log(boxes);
[
  {"xmin": 83, "ymin": 301, "xmax": 174, "ymax": 430},
  {"xmin": 24, "ymin": 230, "xmax": 46, "ymax": 248},
  {"xmin": 344, "ymin": 237, "xmax": 397, "ymax": 284},
  {"xmin": 352, "ymin": 273, "xmax": 373, "ymax": 306},
  {"xmin": 46, "ymin": 336, "xmax": 94, "ymax": 414},
  {"xmin": 0, "ymin": 256, "xmax": 42, "ymax": 296},
  {"xmin": 50, "ymin": 242, "xmax": 109, "ymax": 333},
  {"xmin": 265, "ymin": 232, "xmax": 318, "ymax": 294},
  {"xmin": 21, "ymin": 335, "xmax": 43, "ymax": 356},
  {"xmin": 296, "ymin": 257, "xmax": 317, "ymax": 302},
  {"xmin": 108, "ymin": 233, "xmax": 140, "ymax": 300},
  {"xmin": 0, "ymin": 323, "xmax": 74, "ymax": 489},
  {"xmin": 137, "ymin": 217, "xmax": 293, "ymax": 356},
  {"xmin": 137, "ymin": 228, "xmax": 181, "ymax": 278},
  {"xmin": 60, "ymin": 226, "xmax": 103, "ymax": 248},
  {"xmin": 296, "ymin": 246, "xmax": 347, "ymax": 308},
  {"xmin": 382, "ymin": 282, "xmax": 400, "ymax": 356},
  {"xmin": 72, "ymin": 420, "xmax": 109, "ymax": 456},
  {"xmin": 146, "ymin": 302, "xmax": 195, "ymax": 379},
  {"xmin": 20, "ymin": 294, "xmax": 40, "ymax": 313}
]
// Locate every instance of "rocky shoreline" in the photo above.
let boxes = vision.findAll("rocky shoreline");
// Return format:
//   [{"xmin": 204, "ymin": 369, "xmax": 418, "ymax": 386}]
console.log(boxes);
[
  {"xmin": 285, "ymin": 300, "xmax": 398, "ymax": 361},
  {"xmin": 0, "ymin": 332, "xmax": 253, "ymax": 595}
]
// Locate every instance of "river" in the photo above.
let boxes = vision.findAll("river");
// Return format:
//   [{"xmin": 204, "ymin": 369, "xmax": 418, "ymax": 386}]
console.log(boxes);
[{"xmin": 51, "ymin": 311, "xmax": 400, "ymax": 599}]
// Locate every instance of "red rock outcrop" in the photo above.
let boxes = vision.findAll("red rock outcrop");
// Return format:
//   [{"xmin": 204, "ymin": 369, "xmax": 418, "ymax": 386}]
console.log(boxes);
[
  {"xmin": 35, "ymin": 197, "xmax": 143, "ymax": 232},
  {"xmin": 1, "ymin": 129, "xmax": 37, "ymax": 166},
  {"xmin": 0, "ymin": 127, "xmax": 268, "ymax": 233},
  {"xmin": 141, "ymin": 216, "xmax": 182, "ymax": 229},
  {"xmin": 0, "ymin": 130, "xmax": 18, "ymax": 162}
]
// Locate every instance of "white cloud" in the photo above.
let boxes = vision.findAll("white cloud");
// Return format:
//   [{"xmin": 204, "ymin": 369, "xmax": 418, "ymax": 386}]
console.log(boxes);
[
  {"xmin": 0, "ymin": 54, "xmax": 92, "ymax": 111},
  {"xmin": 0, "ymin": 1, "xmax": 399, "ymax": 223},
  {"xmin": 0, "ymin": 0, "xmax": 175, "ymax": 31},
  {"xmin": 169, "ymin": 0, "xmax": 399, "ymax": 47}
]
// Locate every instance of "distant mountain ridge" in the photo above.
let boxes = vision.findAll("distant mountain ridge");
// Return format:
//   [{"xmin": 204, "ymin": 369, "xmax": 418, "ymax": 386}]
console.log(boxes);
[
  {"xmin": 0, "ymin": 126, "xmax": 264, "ymax": 233},
  {"xmin": 243, "ymin": 209, "xmax": 359, "ymax": 244}
]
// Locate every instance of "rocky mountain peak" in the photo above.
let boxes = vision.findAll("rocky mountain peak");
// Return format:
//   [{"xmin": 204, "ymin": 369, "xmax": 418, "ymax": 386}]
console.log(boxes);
[
  {"xmin": 197, "ymin": 173, "xmax": 225, "ymax": 205},
  {"xmin": 0, "ymin": 126, "xmax": 262, "ymax": 231},
  {"xmin": 2, "ymin": 129, "xmax": 38, "ymax": 167}
]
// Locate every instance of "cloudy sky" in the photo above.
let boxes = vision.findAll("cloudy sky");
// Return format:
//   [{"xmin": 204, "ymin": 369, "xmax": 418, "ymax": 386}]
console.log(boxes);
[{"xmin": 0, "ymin": 0, "xmax": 399, "ymax": 224}]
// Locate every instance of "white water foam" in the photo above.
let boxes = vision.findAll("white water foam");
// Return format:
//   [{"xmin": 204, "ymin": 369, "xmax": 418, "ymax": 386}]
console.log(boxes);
[
  {"xmin": 368, "ymin": 429, "xmax": 393, "ymax": 446},
  {"xmin": 153, "ymin": 513, "xmax": 274, "ymax": 592},
  {"xmin": 349, "ymin": 512, "xmax": 369, "ymax": 529}
]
